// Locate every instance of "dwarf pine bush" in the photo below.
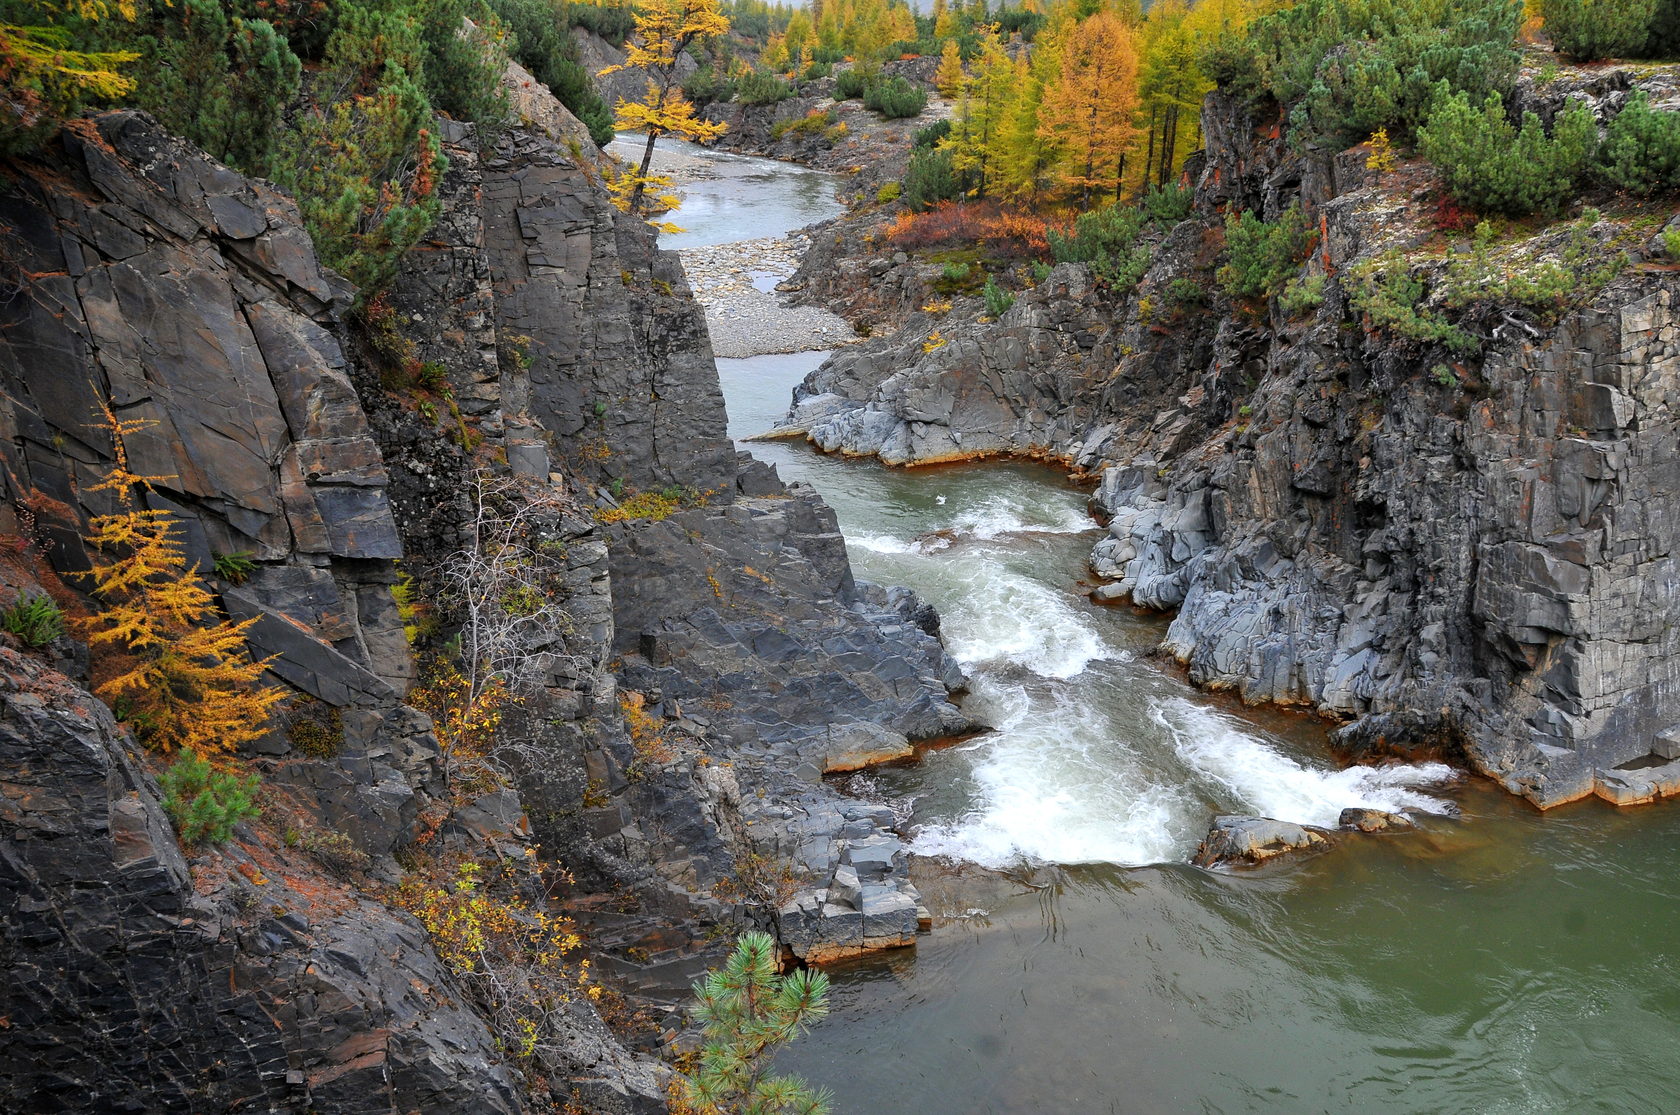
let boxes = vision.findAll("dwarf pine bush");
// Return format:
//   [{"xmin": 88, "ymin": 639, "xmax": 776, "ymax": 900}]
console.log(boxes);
[{"xmin": 678, "ymin": 931, "xmax": 832, "ymax": 1115}]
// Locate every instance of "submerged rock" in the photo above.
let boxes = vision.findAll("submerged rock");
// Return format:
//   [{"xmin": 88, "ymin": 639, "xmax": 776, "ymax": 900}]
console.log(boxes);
[
  {"xmin": 1338, "ymin": 807, "xmax": 1417, "ymax": 833},
  {"xmin": 1191, "ymin": 815, "xmax": 1334, "ymax": 868}
]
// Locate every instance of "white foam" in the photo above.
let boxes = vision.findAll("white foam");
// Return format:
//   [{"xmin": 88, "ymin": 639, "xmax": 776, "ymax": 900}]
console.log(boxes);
[
  {"xmin": 1152, "ymin": 698, "xmax": 1456, "ymax": 826},
  {"xmin": 942, "ymin": 571, "xmax": 1114, "ymax": 679},
  {"xmin": 910, "ymin": 678, "xmax": 1196, "ymax": 868},
  {"xmin": 948, "ymin": 495, "xmax": 1097, "ymax": 540},
  {"xmin": 847, "ymin": 532, "xmax": 919, "ymax": 555},
  {"xmin": 913, "ymin": 777, "xmax": 1186, "ymax": 868}
]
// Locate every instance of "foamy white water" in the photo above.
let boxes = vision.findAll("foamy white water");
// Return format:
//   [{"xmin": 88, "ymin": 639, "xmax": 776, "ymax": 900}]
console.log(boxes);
[
  {"xmin": 720, "ymin": 353, "xmax": 1458, "ymax": 870},
  {"xmin": 835, "ymin": 485, "xmax": 1460, "ymax": 868},
  {"xmin": 946, "ymin": 494, "xmax": 1099, "ymax": 539},
  {"xmin": 1153, "ymin": 698, "xmax": 1457, "ymax": 826},
  {"xmin": 941, "ymin": 568, "xmax": 1114, "ymax": 679},
  {"xmin": 910, "ymin": 677, "xmax": 1197, "ymax": 867}
]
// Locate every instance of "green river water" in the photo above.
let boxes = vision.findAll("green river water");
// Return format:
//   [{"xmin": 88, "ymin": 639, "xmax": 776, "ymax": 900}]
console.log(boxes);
[{"xmin": 660, "ymin": 146, "xmax": 1680, "ymax": 1114}]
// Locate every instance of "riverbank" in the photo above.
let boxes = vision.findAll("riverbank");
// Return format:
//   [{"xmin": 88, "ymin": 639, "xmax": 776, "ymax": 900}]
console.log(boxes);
[
  {"xmin": 607, "ymin": 132, "xmax": 860, "ymax": 357},
  {"xmin": 679, "ymin": 234, "xmax": 857, "ymax": 358}
]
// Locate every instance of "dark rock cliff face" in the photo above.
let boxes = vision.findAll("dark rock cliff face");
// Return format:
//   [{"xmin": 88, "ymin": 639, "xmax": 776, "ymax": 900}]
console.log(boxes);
[
  {"xmin": 776, "ymin": 67, "xmax": 1680, "ymax": 811},
  {"xmin": 380, "ymin": 80, "xmax": 971, "ymax": 967},
  {"xmin": 0, "ymin": 109, "xmax": 669, "ymax": 1113},
  {"xmin": 0, "ymin": 113, "xmax": 425, "ymax": 854},
  {"xmin": 0, "ymin": 646, "xmax": 527, "ymax": 1114},
  {"xmin": 0, "ymin": 54, "xmax": 976, "ymax": 1111}
]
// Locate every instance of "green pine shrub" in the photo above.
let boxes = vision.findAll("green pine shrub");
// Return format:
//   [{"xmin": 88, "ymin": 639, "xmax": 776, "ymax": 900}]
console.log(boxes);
[
  {"xmin": 490, "ymin": 0, "xmax": 615, "ymax": 144},
  {"xmin": 982, "ymin": 274, "xmax": 1015, "ymax": 317},
  {"xmin": 1218, "ymin": 204, "xmax": 1316, "ymax": 301},
  {"xmin": 913, "ymin": 118, "xmax": 951, "ymax": 148},
  {"xmin": 567, "ymin": 0, "xmax": 636, "ymax": 45},
  {"xmin": 420, "ymin": 0, "xmax": 512, "ymax": 137},
  {"xmin": 835, "ymin": 66, "xmax": 871, "ymax": 99},
  {"xmin": 1212, "ymin": 0, "xmax": 1522, "ymax": 145},
  {"xmin": 211, "ymin": 550, "xmax": 257, "ymax": 585},
  {"xmin": 1139, "ymin": 182, "xmax": 1194, "ymax": 223},
  {"xmin": 684, "ymin": 64, "xmax": 740, "ymax": 106},
  {"xmin": 160, "ymin": 754, "xmax": 261, "ymax": 844},
  {"xmin": 1540, "ymin": 0, "xmax": 1658, "ymax": 61},
  {"xmin": 1279, "ymin": 273, "xmax": 1327, "ymax": 317},
  {"xmin": 275, "ymin": 7, "xmax": 446, "ymax": 300},
  {"xmin": 1597, "ymin": 91, "xmax": 1680, "ymax": 195},
  {"xmin": 863, "ymin": 75, "xmax": 926, "ymax": 119},
  {"xmin": 1417, "ymin": 89, "xmax": 1596, "ymax": 216},
  {"xmin": 1652, "ymin": 0, "xmax": 1680, "ymax": 57},
  {"xmin": 736, "ymin": 68, "xmax": 794, "ymax": 105},
  {"xmin": 1165, "ymin": 276, "xmax": 1208, "ymax": 307},
  {"xmin": 903, "ymin": 145, "xmax": 961, "ymax": 209},
  {"xmin": 677, "ymin": 931, "xmax": 833, "ymax": 1115},
  {"xmin": 126, "ymin": 0, "xmax": 302, "ymax": 177},
  {"xmin": 1050, "ymin": 204, "xmax": 1152, "ymax": 294}
]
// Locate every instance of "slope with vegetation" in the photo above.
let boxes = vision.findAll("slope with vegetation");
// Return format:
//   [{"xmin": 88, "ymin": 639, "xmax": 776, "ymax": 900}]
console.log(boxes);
[{"xmin": 778, "ymin": 0, "xmax": 1680, "ymax": 814}]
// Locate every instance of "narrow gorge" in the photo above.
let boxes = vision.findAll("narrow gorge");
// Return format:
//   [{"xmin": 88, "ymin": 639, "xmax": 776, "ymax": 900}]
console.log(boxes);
[{"xmin": 4, "ymin": 1, "xmax": 1680, "ymax": 1112}]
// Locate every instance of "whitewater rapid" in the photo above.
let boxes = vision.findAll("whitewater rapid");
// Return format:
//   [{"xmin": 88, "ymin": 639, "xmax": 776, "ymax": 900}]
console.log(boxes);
[{"xmin": 836, "ymin": 478, "xmax": 1456, "ymax": 871}]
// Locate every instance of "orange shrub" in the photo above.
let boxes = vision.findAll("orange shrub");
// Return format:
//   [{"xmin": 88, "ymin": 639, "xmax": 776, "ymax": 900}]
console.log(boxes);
[{"xmin": 883, "ymin": 201, "xmax": 1067, "ymax": 262}]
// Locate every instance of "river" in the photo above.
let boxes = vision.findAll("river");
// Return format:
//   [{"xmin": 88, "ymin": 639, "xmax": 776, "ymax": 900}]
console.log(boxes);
[{"xmin": 660, "ymin": 142, "xmax": 1680, "ymax": 1113}]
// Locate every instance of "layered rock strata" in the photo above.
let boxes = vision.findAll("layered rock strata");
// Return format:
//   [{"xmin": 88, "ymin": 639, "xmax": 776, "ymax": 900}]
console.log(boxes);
[{"xmin": 383, "ymin": 81, "xmax": 972, "ymax": 966}]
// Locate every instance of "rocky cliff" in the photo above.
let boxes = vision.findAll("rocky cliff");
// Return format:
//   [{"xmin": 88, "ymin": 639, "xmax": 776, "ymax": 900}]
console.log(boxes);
[
  {"xmin": 0, "ymin": 110, "xmax": 634, "ymax": 1113},
  {"xmin": 0, "ymin": 59, "xmax": 969, "ymax": 1113},
  {"xmin": 774, "ymin": 64, "xmax": 1680, "ymax": 811}
]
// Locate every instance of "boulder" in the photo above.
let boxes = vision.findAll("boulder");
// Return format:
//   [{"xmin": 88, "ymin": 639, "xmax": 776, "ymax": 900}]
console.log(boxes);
[{"xmin": 1191, "ymin": 815, "xmax": 1333, "ymax": 868}]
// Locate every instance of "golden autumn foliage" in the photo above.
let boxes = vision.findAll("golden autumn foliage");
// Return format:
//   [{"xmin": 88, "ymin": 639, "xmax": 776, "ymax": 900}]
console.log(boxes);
[
  {"xmin": 80, "ymin": 403, "xmax": 283, "ymax": 759},
  {"xmin": 0, "ymin": 0, "xmax": 140, "ymax": 150},
  {"xmin": 1037, "ymin": 11, "xmax": 1141, "ymax": 207},
  {"xmin": 393, "ymin": 856, "xmax": 597, "ymax": 1067},
  {"xmin": 935, "ymin": 36, "xmax": 965, "ymax": 97},
  {"xmin": 408, "ymin": 659, "xmax": 513, "ymax": 787},
  {"xmin": 602, "ymin": 0, "xmax": 729, "ymax": 213}
]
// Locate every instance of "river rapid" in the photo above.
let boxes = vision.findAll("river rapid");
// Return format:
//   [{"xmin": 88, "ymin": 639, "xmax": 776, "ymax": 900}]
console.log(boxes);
[{"xmin": 660, "ymin": 146, "xmax": 1680, "ymax": 1113}]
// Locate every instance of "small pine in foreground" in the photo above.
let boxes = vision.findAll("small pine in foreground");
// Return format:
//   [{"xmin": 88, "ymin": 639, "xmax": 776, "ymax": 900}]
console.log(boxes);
[{"xmin": 677, "ymin": 931, "xmax": 832, "ymax": 1115}]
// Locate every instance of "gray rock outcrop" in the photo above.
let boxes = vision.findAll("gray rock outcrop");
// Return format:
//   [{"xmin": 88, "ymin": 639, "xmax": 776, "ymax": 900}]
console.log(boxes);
[
  {"xmin": 774, "ymin": 63, "xmax": 1680, "ymax": 812},
  {"xmin": 0, "ymin": 642, "xmax": 528, "ymax": 1113},
  {"xmin": 377, "ymin": 75, "xmax": 971, "ymax": 968}
]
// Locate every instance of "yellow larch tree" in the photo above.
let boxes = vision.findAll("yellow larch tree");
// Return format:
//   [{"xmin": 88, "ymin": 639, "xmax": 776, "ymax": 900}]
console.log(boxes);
[
  {"xmin": 935, "ymin": 37, "xmax": 965, "ymax": 97},
  {"xmin": 1038, "ymin": 10, "xmax": 1141, "ymax": 208},
  {"xmin": 994, "ymin": 46, "xmax": 1056, "ymax": 204},
  {"xmin": 601, "ymin": 0, "xmax": 729, "ymax": 214},
  {"xmin": 949, "ymin": 30, "xmax": 1015, "ymax": 197},
  {"xmin": 80, "ymin": 402, "xmax": 284, "ymax": 759}
]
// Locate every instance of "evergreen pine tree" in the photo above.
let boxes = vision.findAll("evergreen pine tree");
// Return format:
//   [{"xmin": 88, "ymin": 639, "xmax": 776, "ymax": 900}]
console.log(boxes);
[
  {"xmin": 679, "ymin": 931, "xmax": 832, "ymax": 1115},
  {"xmin": 1540, "ymin": 0, "xmax": 1657, "ymax": 61},
  {"xmin": 1597, "ymin": 91, "xmax": 1680, "ymax": 195},
  {"xmin": 1418, "ymin": 88, "xmax": 1597, "ymax": 215}
]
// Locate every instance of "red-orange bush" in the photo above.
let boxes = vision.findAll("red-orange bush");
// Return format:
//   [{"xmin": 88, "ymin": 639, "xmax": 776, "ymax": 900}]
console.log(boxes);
[{"xmin": 883, "ymin": 201, "xmax": 1067, "ymax": 261}]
